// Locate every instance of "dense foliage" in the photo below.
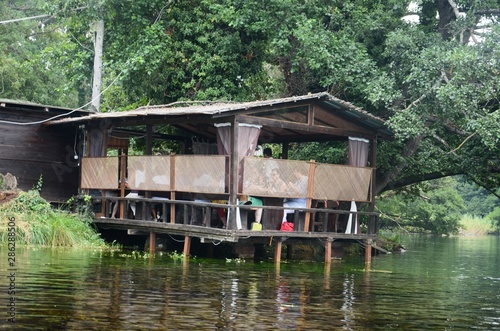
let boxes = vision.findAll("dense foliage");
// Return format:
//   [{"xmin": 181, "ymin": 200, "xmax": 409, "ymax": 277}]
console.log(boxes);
[
  {"xmin": 377, "ymin": 176, "xmax": 500, "ymax": 235},
  {"xmin": 1, "ymin": 0, "xmax": 499, "ymax": 234}
]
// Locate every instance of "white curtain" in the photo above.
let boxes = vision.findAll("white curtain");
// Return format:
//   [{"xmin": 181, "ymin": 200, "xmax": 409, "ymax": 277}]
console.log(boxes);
[
  {"xmin": 88, "ymin": 128, "xmax": 105, "ymax": 157},
  {"xmin": 215, "ymin": 123, "xmax": 261, "ymax": 192},
  {"xmin": 348, "ymin": 137, "xmax": 369, "ymax": 167},
  {"xmin": 215, "ymin": 123, "xmax": 261, "ymax": 159},
  {"xmin": 346, "ymin": 137, "xmax": 369, "ymax": 234}
]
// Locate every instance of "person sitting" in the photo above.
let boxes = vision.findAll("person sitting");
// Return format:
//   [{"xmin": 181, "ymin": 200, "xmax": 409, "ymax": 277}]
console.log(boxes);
[
  {"xmin": 282, "ymin": 169, "xmax": 308, "ymax": 224},
  {"xmin": 250, "ymin": 148, "xmax": 273, "ymax": 228}
]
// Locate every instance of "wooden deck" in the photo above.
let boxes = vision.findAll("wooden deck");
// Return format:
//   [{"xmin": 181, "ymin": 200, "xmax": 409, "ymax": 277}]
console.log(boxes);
[
  {"xmin": 91, "ymin": 197, "xmax": 379, "ymax": 263},
  {"xmin": 94, "ymin": 217, "xmax": 377, "ymax": 243}
]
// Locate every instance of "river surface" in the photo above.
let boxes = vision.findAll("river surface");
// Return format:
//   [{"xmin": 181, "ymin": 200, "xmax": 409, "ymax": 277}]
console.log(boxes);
[{"xmin": 0, "ymin": 235, "xmax": 499, "ymax": 330}]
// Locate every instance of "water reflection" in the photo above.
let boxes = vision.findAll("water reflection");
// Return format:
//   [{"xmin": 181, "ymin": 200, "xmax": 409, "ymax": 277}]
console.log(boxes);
[{"xmin": 0, "ymin": 236, "xmax": 499, "ymax": 330}]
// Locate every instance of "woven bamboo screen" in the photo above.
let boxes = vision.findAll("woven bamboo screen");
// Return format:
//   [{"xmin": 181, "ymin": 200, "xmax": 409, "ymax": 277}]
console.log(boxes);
[
  {"xmin": 313, "ymin": 164, "xmax": 372, "ymax": 202},
  {"xmin": 128, "ymin": 155, "xmax": 171, "ymax": 191},
  {"xmin": 81, "ymin": 157, "xmax": 119, "ymax": 189},
  {"xmin": 175, "ymin": 155, "xmax": 227, "ymax": 194},
  {"xmin": 242, "ymin": 157, "xmax": 309, "ymax": 198}
]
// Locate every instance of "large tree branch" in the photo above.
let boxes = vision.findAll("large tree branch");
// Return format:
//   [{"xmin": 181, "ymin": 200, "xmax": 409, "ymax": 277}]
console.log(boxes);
[
  {"xmin": 474, "ymin": 9, "xmax": 500, "ymax": 16},
  {"xmin": 426, "ymin": 115, "xmax": 468, "ymax": 134},
  {"xmin": 378, "ymin": 170, "xmax": 463, "ymax": 194},
  {"xmin": 375, "ymin": 134, "xmax": 425, "ymax": 195},
  {"xmin": 470, "ymin": 178, "xmax": 500, "ymax": 199},
  {"xmin": 447, "ymin": 0, "xmax": 461, "ymax": 19}
]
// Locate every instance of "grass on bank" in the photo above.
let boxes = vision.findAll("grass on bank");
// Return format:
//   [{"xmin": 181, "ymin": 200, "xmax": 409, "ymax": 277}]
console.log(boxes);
[
  {"xmin": 0, "ymin": 189, "xmax": 109, "ymax": 248},
  {"xmin": 458, "ymin": 214, "xmax": 496, "ymax": 235}
]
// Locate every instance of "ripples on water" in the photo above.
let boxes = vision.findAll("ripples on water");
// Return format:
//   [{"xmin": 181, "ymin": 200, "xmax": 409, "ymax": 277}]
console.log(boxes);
[{"xmin": 0, "ymin": 236, "xmax": 499, "ymax": 330}]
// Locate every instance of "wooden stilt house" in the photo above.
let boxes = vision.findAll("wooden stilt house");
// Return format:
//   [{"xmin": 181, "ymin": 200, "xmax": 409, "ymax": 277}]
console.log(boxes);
[{"xmin": 46, "ymin": 92, "xmax": 392, "ymax": 262}]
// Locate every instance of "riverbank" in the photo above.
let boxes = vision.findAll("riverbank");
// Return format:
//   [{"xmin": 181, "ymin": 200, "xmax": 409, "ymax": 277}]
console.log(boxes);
[
  {"xmin": 459, "ymin": 214, "xmax": 498, "ymax": 236},
  {"xmin": 0, "ymin": 189, "xmax": 110, "ymax": 248}
]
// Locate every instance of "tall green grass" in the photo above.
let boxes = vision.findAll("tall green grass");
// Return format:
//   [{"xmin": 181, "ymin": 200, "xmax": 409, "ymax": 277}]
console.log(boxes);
[
  {"xmin": 459, "ymin": 214, "xmax": 496, "ymax": 235},
  {"xmin": 0, "ymin": 190, "xmax": 108, "ymax": 248}
]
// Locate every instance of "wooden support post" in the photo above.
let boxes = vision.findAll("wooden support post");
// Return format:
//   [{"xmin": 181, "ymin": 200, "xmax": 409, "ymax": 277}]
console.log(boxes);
[
  {"xmin": 304, "ymin": 160, "xmax": 316, "ymax": 232},
  {"xmin": 325, "ymin": 238, "xmax": 332, "ymax": 263},
  {"xmin": 281, "ymin": 143, "xmax": 289, "ymax": 159},
  {"xmin": 369, "ymin": 138, "xmax": 377, "ymax": 234},
  {"xmin": 228, "ymin": 118, "xmax": 239, "ymax": 230},
  {"xmin": 119, "ymin": 153, "xmax": 127, "ymax": 219},
  {"xmin": 100, "ymin": 190, "xmax": 106, "ymax": 217},
  {"xmin": 170, "ymin": 154, "xmax": 176, "ymax": 223},
  {"xmin": 324, "ymin": 263, "xmax": 331, "ymax": 289},
  {"xmin": 286, "ymin": 244, "xmax": 292, "ymax": 260},
  {"xmin": 183, "ymin": 235, "xmax": 191, "ymax": 257},
  {"xmin": 365, "ymin": 238, "xmax": 373, "ymax": 265},
  {"xmin": 206, "ymin": 243, "xmax": 214, "ymax": 258},
  {"xmin": 149, "ymin": 231, "xmax": 156, "ymax": 254},
  {"xmin": 274, "ymin": 238, "xmax": 282, "ymax": 263}
]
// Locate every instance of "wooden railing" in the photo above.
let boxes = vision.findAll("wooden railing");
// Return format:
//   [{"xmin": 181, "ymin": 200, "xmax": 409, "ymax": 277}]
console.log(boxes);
[{"xmin": 82, "ymin": 155, "xmax": 378, "ymax": 235}]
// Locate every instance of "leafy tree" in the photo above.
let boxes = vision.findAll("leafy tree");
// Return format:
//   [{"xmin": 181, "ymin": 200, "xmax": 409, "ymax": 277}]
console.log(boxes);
[
  {"xmin": 378, "ymin": 177, "xmax": 465, "ymax": 235},
  {"xmin": 0, "ymin": 0, "xmax": 79, "ymax": 106},
  {"xmin": 2, "ymin": 0, "xmax": 499, "ymax": 234}
]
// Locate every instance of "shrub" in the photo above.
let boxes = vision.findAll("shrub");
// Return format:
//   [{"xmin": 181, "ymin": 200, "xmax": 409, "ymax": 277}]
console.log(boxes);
[{"xmin": 0, "ymin": 190, "xmax": 107, "ymax": 248}]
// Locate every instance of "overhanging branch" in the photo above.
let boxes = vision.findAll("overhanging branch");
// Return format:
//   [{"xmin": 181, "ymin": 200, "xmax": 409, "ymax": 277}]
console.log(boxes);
[{"xmin": 379, "ymin": 170, "xmax": 463, "ymax": 193}]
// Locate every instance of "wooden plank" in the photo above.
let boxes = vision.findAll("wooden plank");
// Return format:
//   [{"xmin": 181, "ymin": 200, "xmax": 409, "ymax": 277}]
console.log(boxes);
[{"xmin": 0, "ymin": 158, "xmax": 78, "ymax": 202}]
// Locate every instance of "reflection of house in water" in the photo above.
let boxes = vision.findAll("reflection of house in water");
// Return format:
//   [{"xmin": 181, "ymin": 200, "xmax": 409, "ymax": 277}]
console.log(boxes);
[{"xmin": 45, "ymin": 92, "xmax": 393, "ymax": 263}]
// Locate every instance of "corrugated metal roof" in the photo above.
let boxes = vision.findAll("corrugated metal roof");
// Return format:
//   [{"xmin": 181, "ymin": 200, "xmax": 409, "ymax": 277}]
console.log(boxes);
[
  {"xmin": 45, "ymin": 92, "xmax": 392, "ymax": 139},
  {"xmin": 47, "ymin": 92, "xmax": 379, "ymax": 121},
  {"xmin": 0, "ymin": 98, "xmax": 75, "ymax": 112}
]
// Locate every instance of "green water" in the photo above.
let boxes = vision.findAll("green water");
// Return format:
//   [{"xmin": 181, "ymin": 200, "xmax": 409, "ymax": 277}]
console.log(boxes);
[{"xmin": 0, "ymin": 235, "xmax": 499, "ymax": 330}]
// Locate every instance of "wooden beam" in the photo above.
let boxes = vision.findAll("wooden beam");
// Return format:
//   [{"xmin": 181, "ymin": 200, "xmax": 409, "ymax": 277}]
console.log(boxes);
[
  {"xmin": 282, "ymin": 142, "xmax": 289, "ymax": 159},
  {"xmin": 170, "ymin": 154, "xmax": 176, "ymax": 223},
  {"xmin": 146, "ymin": 125, "xmax": 153, "ymax": 155},
  {"xmin": 237, "ymin": 115, "xmax": 376, "ymax": 140},
  {"xmin": 119, "ymin": 153, "xmax": 127, "ymax": 219},
  {"xmin": 369, "ymin": 137, "xmax": 377, "ymax": 234},
  {"xmin": 228, "ymin": 118, "xmax": 239, "ymax": 229}
]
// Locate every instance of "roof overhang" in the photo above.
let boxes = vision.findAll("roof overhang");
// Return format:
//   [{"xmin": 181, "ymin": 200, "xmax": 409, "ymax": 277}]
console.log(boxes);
[{"xmin": 45, "ymin": 92, "xmax": 393, "ymax": 142}]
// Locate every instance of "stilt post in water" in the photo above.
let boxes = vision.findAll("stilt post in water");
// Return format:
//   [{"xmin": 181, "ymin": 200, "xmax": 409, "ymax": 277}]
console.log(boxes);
[
  {"xmin": 183, "ymin": 235, "xmax": 191, "ymax": 257},
  {"xmin": 365, "ymin": 238, "xmax": 373, "ymax": 265},
  {"xmin": 325, "ymin": 238, "xmax": 332, "ymax": 263},
  {"xmin": 149, "ymin": 231, "xmax": 156, "ymax": 254},
  {"xmin": 274, "ymin": 238, "xmax": 282, "ymax": 263}
]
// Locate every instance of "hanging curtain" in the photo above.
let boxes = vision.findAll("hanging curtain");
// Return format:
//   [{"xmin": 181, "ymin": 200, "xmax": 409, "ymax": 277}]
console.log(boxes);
[
  {"xmin": 192, "ymin": 138, "xmax": 218, "ymax": 155},
  {"xmin": 215, "ymin": 122, "xmax": 261, "ymax": 192},
  {"xmin": 346, "ymin": 137, "xmax": 369, "ymax": 235},
  {"xmin": 215, "ymin": 123, "xmax": 261, "ymax": 159},
  {"xmin": 348, "ymin": 137, "xmax": 369, "ymax": 167},
  {"xmin": 215, "ymin": 123, "xmax": 232, "ymax": 155},
  {"xmin": 345, "ymin": 200, "xmax": 358, "ymax": 234},
  {"xmin": 88, "ymin": 127, "xmax": 105, "ymax": 157},
  {"xmin": 237, "ymin": 123, "xmax": 262, "ymax": 160}
]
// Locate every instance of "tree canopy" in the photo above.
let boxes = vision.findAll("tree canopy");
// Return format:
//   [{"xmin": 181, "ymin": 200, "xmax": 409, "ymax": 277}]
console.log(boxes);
[{"xmin": 1, "ymin": 0, "xmax": 499, "ymax": 199}]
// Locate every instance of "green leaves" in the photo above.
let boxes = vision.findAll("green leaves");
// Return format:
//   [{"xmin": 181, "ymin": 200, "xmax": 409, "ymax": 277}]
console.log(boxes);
[{"xmin": 2, "ymin": 0, "xmax": 499, "ymax": 195}]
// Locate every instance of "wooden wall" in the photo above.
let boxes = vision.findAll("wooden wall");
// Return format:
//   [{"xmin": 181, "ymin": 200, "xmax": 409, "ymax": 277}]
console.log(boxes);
[{"xmin": 0, "ymin": 104, "xmax": 82, "ymax": 202}]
